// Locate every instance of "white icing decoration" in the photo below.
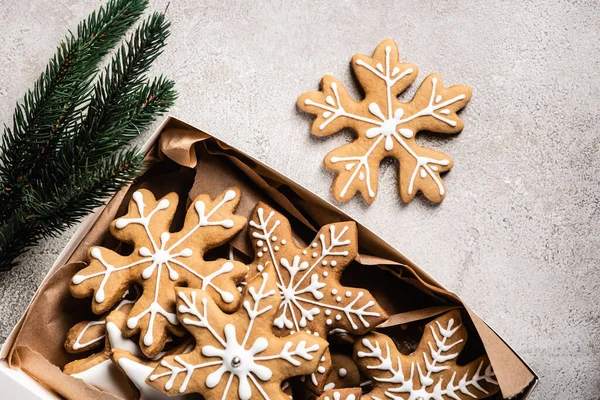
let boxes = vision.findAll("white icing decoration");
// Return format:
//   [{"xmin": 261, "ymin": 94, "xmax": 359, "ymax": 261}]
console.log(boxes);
[
  {"xmin": 70, "ymin": 296, "xmax": 134, "ymax": 351},
  {"xmin": 322, "ymin": 391, "xmax": 356, "ymax": 400},
  {"xmin": 338, "ymin": 367, "xmax": 347, "ymax": 377},
  {"xmin": 71, "ymin": 320, "xmax": 104, "ymax": 351},
  {"xmin": 149, "ymin": 272, "xmax": 321, "ymax": 398},
  {"xmin": 117, "ymin": 357, "xmax": 188, "ymax": 400},
  {"xmin": 69, "ymin": 312, "xmax": 150, "ymax": 399},
  {"xmin": 357, "ymin": 318, "xmax": 498, "ymax": 399},
  {"xmin": 71, "ymin": 359, "xmax": 132, "ymax": 399},
  {"xmin": 106, "ymin": 321, "xmax": 144, "ymax": 357},
  {"xmin": 72, "ymin": 190, "xmax": 239, "ymax": 347},
  {"xmin": 306, "ymin": 44, "xmax": 465, "ymax": 199},
  {"xmin": 249, "ymin": 209, "xmax": 379, "ymax": 333}
]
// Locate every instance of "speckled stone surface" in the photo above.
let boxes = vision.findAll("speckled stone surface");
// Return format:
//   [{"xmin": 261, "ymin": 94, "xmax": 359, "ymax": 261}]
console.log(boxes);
[{"xmin": 0, "ymin": 1, "xmax": 599, "ymax": 398}]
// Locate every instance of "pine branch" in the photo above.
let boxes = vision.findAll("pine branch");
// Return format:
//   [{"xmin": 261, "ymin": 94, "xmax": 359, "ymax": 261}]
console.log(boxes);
[
  {"xmin": 0, "ymin": 2, "xmax": 176, "ymax": 270},
  {"xmin": 50, "ymin": 76, "xmax": 176, "ymax": 185},
  {"xmin": 79, "ymin": 12, "xmax": 172, "ymax": 153},
  {"xmin": 0, "ymin": 150, "xmax": 143, "ymax": 271},
  {"xmin": 0, "ymin": 0, "xmax": 148, "ymax": 216},
  {"xmin": 48, "ymin": 12, "xmax": 175, "ymax": 185}
]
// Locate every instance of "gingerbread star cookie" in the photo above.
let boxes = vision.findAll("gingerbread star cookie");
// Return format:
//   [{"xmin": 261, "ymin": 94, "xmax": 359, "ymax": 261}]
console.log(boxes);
[
  {"xmin": 350, "ymin": 310, "xmax": 499, "ymax": 400},
  {"xmin": 148, "ymin": 263, "xmax": 328, "ymax": 400},
  {"xmin": 298, "ymin": 39, "xmax": 472, "ymax": 204},
  {"xmin": 248, "ymin": 202, "xmax": 387, "ymax": 391},
  {"xmin": 70, "ymin": 188, "xmax": 247, "ymax": 357}
]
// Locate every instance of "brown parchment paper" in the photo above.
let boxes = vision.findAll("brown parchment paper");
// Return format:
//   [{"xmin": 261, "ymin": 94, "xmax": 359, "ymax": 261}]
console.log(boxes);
[{"xmin": 5, "ymin": 118, "xmax": 535, "ymax": 400}]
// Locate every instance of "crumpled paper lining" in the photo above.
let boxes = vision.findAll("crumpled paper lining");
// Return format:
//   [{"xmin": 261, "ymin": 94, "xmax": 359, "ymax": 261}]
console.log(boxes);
[{"xmin": 5, "ymin": 120, "xmax": 534, "ymax": 399}]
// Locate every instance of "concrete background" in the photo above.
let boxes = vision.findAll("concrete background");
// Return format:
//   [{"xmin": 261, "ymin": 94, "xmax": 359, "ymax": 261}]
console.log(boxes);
[{"xmin": 0, "ymin": 0, "xmax": 599, "ymax": 398}]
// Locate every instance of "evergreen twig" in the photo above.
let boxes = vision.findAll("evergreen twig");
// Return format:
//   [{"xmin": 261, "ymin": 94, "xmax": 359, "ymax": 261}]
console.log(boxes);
[
  {"xmin": 0, "ymin": 151, "xmax": 144, "ymax": 267},
  {"xmin": 0, "ymin": 0, "xmax": 148, "ymax": 214},
  {"xmin": 0, "ymin": 1, "xmax": 176, "ymax": 270}
]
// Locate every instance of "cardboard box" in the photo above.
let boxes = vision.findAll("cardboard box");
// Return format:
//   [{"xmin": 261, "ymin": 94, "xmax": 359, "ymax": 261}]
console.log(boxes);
[{"xmin": 0, "ymin": 116, "xmax": 538, "ymax": 399}]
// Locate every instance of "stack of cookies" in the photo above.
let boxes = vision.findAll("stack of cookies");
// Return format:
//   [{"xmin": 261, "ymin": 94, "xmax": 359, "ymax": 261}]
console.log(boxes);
[{"xmin": 63, "ymin": 187, "xmax": 499, "ymax": 400}]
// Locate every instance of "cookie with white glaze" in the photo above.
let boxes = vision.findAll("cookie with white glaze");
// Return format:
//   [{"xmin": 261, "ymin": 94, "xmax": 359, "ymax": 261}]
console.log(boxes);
[
  {"xmin": 353, "ymin": 310, "xmax": 499, "ymax": 400},
  {"xmin": 112, "ymin": 345, "xmax": 195, "ymax": 400},
  {"xmin": 70, "ymin": 188, "xmax": 247, "ymax": 357},
  {"xmin": 248, "ymin": 202, "xmax": 388, "ymax": 392},
  {"xmin": 64, "ymin": 310, "xmax": 141, "ymax": 399},
  {"xmin": 148, "ymin": 263, "xmax": 328, "ymax": 400},
  {"xmin": 65, "ymin": 295, "xmax": 135, "ymax": 354},
  {"xmin": 318, "ymin": 388, "xmax": 362, "ymax": 400},
  {"xmin": 298, "ymin": 39, "xmax": 471, "ymax": 204},
  {"xmin": 321, "ymin": 352, "xmax": 361, "ymax": 393}
]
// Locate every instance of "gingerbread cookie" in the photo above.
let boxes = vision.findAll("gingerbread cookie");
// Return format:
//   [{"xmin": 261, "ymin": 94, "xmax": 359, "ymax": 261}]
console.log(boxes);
[
  {"xmin": 298, "ymin": 39, "xmax": 472, "ymax": 204},
  {"xmin": 112, "ymin": 344, "xmax": 194, "ymax": 400},
  {"xmin": 148, "ymin": 263, "xmax": 328, "ymax": 399},
  {"xmin": 65, "ymin": 294, "xmax": 135, "ymax": 354},
  {"xmin": 322, "ymin": 352, "xmax": 361, "ymax": 392},
  {"xmin": 351, "ymin": 310, "xmax": 499, "ymax": 399},
  {"xmin": 70, "ymin": 188, "xmax": 247, "ymax": 357},
  {"xmin": 64, "ymin": 310, "xmax": 141, "ymax": 399},
  {"xmin": 318, "ymin": 388, "xmax": 362, "ymax": 400},
  {"xmin": 248, "ymin": 203, "xmax": 387, "ymax": 391}
]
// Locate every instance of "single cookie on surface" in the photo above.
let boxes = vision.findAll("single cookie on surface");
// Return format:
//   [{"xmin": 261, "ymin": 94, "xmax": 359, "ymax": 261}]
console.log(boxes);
[
  {"xmin": 352, "ymin": 310, "xmax": 499, "ymax": 400},
  {"xmin": 298, "ymin": 39, "xmax": 472, "ymax": 204},
  {"xmin": 70, "ymin": 188, "xmax": 248, "ymax": 357},
  {"xmin": 148, "ymin": 263, "xmax": 328, "ymax": 400},
  {"xmin": 248, "ymin": 202, "xmax": 388, "ymax": 392}
]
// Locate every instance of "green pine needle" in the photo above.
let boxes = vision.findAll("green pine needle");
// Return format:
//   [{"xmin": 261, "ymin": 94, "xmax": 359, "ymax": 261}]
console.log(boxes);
[
  {"xmin": 0, "ymin": 0, "xmax": 176, "ymax": 270},
  {"xmin": 0, "ymin": 0, "xmax": 148, "ymax": 214},
  {"xmin": 0, "ymin": 151, "xmax": 144, "ymax": 270}
]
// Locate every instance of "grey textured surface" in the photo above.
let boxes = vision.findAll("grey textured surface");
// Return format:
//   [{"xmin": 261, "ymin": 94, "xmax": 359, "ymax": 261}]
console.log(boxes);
[{"xmin": 0, "ymin": 0, "xmax": 599, "ymax": 398}]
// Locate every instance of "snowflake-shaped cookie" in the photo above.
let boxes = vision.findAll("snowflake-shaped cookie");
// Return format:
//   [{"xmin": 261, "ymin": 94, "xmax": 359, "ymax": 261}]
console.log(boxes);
[
  {"xmin": 70, "ymin": 188, "xmax": 247, "ymax": 357},
  {"xmin": 347, "ymin": 310, "xmax": 499, "ymax": 400},
  {"xmin": 298, "ymin": 39, "xmax": 472, "ymax": 204},
  {"xmin": 148, "ymin": 263, "xmax": 328, "ymax": 400},
  {"xmin": 248, "ymin": 202, "xmax": 387, "ymax": 391}
]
